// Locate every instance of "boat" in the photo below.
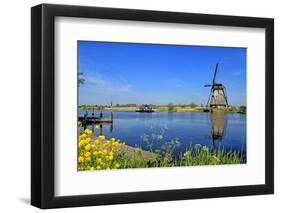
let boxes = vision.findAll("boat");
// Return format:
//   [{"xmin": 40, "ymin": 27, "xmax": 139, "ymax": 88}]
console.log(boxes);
[
  {"xmin": 135, "ymin": 109, "xmax": 155, "ymax": 113},
  {"xmin": 135, "ymin": 104, "xmax": 155, "ymax": 113}
]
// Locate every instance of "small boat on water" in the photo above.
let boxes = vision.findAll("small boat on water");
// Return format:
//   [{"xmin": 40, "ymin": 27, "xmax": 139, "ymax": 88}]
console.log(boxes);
[
  {"xmin": 135, "ymin": 104, "xmax": 155, "ymax": 113},
  {"xmin": 135, "ymin": 109, "xmax": 155, "ymax": 113}
]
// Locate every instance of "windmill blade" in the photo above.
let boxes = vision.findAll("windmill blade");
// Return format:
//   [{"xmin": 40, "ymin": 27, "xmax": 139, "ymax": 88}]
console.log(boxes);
[
  {"xmin": 212, "ymin": 63, "xmax": 219, "ymax": 84},
  {"xmin": 204, "ymin": 84, "xmax": 212, "ymax": 87},
  {"xmin": 206, "ymin": 88, "xmax": 213, "ymax": 107}
]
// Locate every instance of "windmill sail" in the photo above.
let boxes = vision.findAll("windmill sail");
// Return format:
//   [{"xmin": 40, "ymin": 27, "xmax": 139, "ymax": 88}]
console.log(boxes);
[{"xmin": 212, "ymin": 63, "xmax": 219, "ymax": 84}]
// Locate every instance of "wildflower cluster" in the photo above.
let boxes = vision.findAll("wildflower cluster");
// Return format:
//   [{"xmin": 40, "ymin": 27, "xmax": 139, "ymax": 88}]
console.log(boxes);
[
  {"xmin": 180, "ymin": 143, "xmax": 243, "ymax": 166},
  {"xmin": 78, "ymin": 127, "xmax": 125, "ymax": 171}
]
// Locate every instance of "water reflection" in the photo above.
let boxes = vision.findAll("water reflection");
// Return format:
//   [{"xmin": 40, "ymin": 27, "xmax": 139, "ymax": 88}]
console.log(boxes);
[
  {"xmin": 79, "ymin": 110, "xmax": 246, "ymax": 158},
  {"xmin": 210, "ymin": 113, "xmax": 226, "ymax": 145},
  {"xmin": 93, "ymin": 123, "xmax": 113, "ymax": 136}
]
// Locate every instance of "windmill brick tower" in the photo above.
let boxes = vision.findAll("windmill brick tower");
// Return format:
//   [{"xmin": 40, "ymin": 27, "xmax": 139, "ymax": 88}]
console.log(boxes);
[{"xmin": 204, "ymin": 63, "xmax": 228, "ymax": 109}]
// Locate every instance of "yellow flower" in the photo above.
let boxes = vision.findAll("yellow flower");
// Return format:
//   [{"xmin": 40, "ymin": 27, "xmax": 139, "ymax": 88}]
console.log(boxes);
[
  {"xmin": 79, "ymin": 134, "xmax": 87, "ymax": 139},
  {"xmin": 92, "ymin": 144, "xmax": 99, "ymax": 150},
  {"xmin": 85, "ymin": 144, "xmax": 92, "ymax": 151},
  {"xmin": 85, "ymin": 137, "xmax": 91, "ymax": 143},
  {"xmin": 84, "ymin": 151, "xmax": 91, "ymax": 157},
  {"xmin": 85, "ymin": 157, "xmax": 91, "ymax": 162},
  {"xmin": 96, "ymin": 158, "xmax": 102, "ymax": 164},
  {"xmin": 78, "ymin": 156, "xmax": 84, "ymax": 163},
  {"xmin": 94, "ymin": 139, "xmax": 101, "ymax": 145},
  {"xmin": 78, "ymin": 133, "xmax": 125, "ymax": 170},
  {"xmin": 84, "ymin": 129, "xmax": 92, "ymax": 135},
  {"xmin": 78, "ymin": 140, "xmax": 85, "ymax": 148},
  {"xmin": 98, "ymin": 135, "xmax": 105, "ymax": 140},
  {"xmin": 95, "ymin": 125, "xmax": 100, "ymax": 129},
  {"xmin": 104, "ymin": 141, "xmax": 111, "ymax": 147},
  {"xmin": 107, "ymin": 155, "xmax": 113, "ymax": 161}
]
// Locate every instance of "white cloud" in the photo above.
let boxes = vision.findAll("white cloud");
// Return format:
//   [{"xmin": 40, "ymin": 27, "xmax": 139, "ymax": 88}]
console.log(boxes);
[{"xmin": 81, "ymin": 73, "xmax": 134, "ymax": 96}]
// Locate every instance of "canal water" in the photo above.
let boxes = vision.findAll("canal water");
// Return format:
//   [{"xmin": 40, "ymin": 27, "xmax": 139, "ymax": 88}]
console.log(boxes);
[{"xmin": 79, "ymin": 110, "xmax": 246, "ymax": 160}]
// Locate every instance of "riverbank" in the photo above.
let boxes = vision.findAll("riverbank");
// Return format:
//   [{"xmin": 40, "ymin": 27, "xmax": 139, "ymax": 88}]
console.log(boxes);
[
  {"xmin": 79, "ymin": 105, "xmax": 246, "ymax": 113},
  {"xmin": 101, "ymin": 106, "xmax": 203, "ymax": 112},
  {"xmin": 78, "ymin": 127, "xmax": 245, "ymax": 171}
]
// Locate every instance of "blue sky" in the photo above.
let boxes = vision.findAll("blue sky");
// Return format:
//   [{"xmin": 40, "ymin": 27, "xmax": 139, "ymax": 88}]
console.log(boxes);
[{"xmin": 78, "ymin": 41, "xmax": 246, "ymax": 106}]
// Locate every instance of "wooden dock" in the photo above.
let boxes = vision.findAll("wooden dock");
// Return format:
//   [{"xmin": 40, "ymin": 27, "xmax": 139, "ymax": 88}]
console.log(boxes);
[
  {"xmin": 79, "ymin": 111, "xmax": 114, "ymax": 135},
  {"xmin": 79, "ymin": 111, "xmax": 113, "ymax": 126},
  {"xmin": 78, "ymin": 117, "xmax": 113, "ymax": 125}
]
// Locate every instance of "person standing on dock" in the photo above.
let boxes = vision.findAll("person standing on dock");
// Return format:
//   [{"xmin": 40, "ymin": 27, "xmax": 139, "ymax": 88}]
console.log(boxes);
[{"xmin": 100, "ymin": 111, "xmax": 103, "ymax": 118}]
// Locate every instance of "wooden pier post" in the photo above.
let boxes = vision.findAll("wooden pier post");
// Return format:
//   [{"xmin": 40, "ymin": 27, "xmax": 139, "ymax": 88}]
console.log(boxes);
[
  {"xmin": 99, "ymin": 124, "xmax": 103, "ymax": 136},
  {"xmin": 84, "ymin": 111, "xmax": 88, "ymax": 118},
  {"xmin": 109, "ymin": 111, "xmax": 113, "ymax": 122}
]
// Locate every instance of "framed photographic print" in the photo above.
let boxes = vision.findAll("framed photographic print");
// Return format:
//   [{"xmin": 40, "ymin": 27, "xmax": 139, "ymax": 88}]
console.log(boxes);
[{"xmin": 31, "ymin": 4, "xmax": 274, "ymax": 209}]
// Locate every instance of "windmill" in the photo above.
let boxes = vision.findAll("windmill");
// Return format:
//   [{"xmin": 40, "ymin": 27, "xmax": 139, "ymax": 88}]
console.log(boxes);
[{"xmin": 204, "ymin": 63, "xmax": 228, "ymax": 109}]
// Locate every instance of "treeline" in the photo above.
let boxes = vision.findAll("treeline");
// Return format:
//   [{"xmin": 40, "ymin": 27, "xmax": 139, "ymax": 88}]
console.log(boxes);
[
  {"xmin": 78, "ymin": 104, "xmax": 247, "ymax": 113},
  {"xmin": 78, "ymin": 103, "xmax": 137, "ymax": 110}
]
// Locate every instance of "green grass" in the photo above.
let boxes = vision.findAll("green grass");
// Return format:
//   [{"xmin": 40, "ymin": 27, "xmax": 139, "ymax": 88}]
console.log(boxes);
[
  {"xmin": 178, "ymin": 144, "xmax": 243, "ymax": 166},
  {"xmin": 116, "ymin": 143, "xmax": 244, "ymax": 169}
]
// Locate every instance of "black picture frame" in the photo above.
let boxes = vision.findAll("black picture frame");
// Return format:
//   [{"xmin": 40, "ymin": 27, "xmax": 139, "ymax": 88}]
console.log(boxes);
[{"xmin": 31, "ymin": 3, "xmax": 274, "ymax": 209}]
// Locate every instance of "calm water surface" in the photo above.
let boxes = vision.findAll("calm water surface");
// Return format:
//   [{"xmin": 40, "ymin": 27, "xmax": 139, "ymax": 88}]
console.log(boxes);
[{"xmin": 79, "ymin": 110, "xmax": 246, "ymax": 159}]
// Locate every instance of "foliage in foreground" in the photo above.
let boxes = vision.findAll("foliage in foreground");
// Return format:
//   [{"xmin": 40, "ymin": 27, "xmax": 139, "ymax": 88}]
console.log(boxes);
[
  {"xmin": 121, "ymin": 143, "xmax": 244, "ymax": 168},
  {"xmin": 78, "ymin": 125, "xmax": 245, "ymax": 171},
  {"xmin": 78, "ymin": 124, "xmax": 125, "ymax": 171}
]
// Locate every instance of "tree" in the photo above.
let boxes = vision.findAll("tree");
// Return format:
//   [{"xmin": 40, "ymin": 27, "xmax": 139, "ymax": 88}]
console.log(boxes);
[
  {"xmin": 167, "ymin": 103, "xmax": 175, "ymax": 112},
  {"xmin": 189, "ymin": 102, "xmax": 198, "ymax": 108},
  {"xmin": 239, "ymin": 106, "xmax": 246, "ymax": 113}
]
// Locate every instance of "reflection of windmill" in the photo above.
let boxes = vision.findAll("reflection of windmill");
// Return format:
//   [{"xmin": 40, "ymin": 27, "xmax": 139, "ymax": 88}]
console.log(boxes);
[
  {"xmin": 204, "ymin": 63, "xmax": 228, "ymax": 108},
  {"xmin": 211, "ymin": 113, "xmax": 226, "ymax": 142},
  {"xmin": 210, "ymin": 113, "xmax": 227, "ymax": 148}
]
